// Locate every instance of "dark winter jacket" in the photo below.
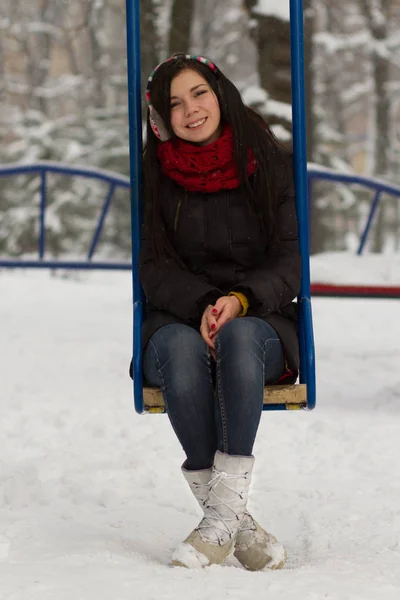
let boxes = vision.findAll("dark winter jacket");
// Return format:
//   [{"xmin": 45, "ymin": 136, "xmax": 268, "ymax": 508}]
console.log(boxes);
[{"xmin": 136, "ymin": 152, "xmax": 301, "ymax": 383}]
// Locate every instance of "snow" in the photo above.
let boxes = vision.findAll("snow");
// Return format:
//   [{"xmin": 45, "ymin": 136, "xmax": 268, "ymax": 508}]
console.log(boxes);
[
  {"xmin": 254, "ymin": 1, "xmax": 289, "ymax": 21},
  {"xmin": 34, "ymin": 76, "xmax": 84, "ymax": 100},
  {"xmin": 265, "ymin": 98, "xmax": 292, "ymax": 121},
  {"xmin": 342, "ymin": 81, "xmax": 372, "ymax": 105},
  {"xmin": 241, "ymin": 86, "xmax": 292, "ymax": 123},
  {"xmin": 1, "ymin": 264, "xmax": 400, "ymax": 599},
  {"xmin": 311, "ymin": 252, "xmax": 400, "ymax": 285},
  {"xmin": 241, "ymin": 85, "xmax": 268, "ymax": 106},
  {"xmin": 270, "ymin": 124, "xmax": 291, "ymax": 141},
  {"xmin": 172, "ymin": 542, "xmax": 209, "ymax": 569},
  {"xmin": 314, "ymin": 30, "xmax": 371, "ymax": 56}
]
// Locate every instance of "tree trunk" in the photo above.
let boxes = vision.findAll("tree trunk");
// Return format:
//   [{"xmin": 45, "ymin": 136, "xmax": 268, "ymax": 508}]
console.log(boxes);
[
  {"xmin": 304, "ymin": 0, "xmax": 326, "ymax": 254},
  {"xmin": 245, "ymin": 0, "xmax": 322, "ymax": 253},
  {"xmin": 140, "ymin": 0, "xmax": 160, "ymax": 113},
  {"xmin": 361, "ymin": 0, "xmax": 390, "ymax": 252},
  {"xmin": 304, "ymin": 0, "xmax": 316, "ymax": 163},
  {"xmin": 252, "ymin": 13, "xmax": 292, "ymax": 135},
  {"xmin": 168, "ymin": 0, "xmax": 195, "ymax": 55}
]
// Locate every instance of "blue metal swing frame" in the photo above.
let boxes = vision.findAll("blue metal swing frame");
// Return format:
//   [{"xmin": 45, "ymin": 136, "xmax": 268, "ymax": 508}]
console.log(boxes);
[{"xmin": 126, "ymin": 0, "xmax": 316, "ymax": 413}]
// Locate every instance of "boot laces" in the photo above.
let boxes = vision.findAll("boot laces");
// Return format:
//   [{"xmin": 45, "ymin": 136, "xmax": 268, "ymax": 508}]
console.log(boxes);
[
  {"xmin": 197, "ymin": 469, "xmax": 249, "ymax": 544},
  {"xmin": 193, "ymin": 480, "xmax": 208, "ymax": 498}
]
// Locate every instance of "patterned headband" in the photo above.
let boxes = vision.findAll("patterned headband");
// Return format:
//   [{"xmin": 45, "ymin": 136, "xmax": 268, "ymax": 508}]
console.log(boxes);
[{"xmin": 145, "ymin": 54, "xmax": 218, "ymax": 142}]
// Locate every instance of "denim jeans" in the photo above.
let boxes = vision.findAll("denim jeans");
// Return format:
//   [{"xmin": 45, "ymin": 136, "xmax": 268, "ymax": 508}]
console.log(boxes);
[{"xmin": 143, "ymin": 317, "xmax": 285, "ymax": 470}]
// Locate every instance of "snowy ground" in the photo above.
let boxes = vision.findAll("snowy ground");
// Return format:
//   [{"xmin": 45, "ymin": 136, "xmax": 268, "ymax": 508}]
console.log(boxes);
[
  {"xmin": 1, "ymin": 263, "xmax": 400, "ymax": 599},
  {"xmin": 311, "ymin": 252, "xmax": 400, "ymax": 286}
]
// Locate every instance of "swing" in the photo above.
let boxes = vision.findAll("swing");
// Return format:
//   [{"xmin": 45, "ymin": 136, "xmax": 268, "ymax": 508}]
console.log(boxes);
[{"xmin": 125, "ymin": 0, "xmax": 316, "ymax": 413}]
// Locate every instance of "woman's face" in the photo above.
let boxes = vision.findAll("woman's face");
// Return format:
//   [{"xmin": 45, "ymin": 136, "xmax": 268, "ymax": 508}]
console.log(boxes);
[{"xmin": 169, "ymin": 68, "xmax": 221, "ymax": 145}]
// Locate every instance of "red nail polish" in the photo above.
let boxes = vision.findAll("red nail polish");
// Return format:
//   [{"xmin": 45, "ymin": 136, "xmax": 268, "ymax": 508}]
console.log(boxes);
[
  {"xmin": 212, "ymin": 308, "xmax": 218, "ymax": 314},
  {"xmin": 211, "ymin": 324, "xmax": 216, "ymax": 330}
]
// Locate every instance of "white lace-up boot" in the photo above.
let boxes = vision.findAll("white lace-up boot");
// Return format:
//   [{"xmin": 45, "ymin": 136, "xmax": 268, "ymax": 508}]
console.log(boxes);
[
  {"xmin": 233, "ymin": 513, "xmax": 286, "ymax": 571},
  {"xmin": 172, "ymin": 451, "xmax": 254, "ymax": 568},
  {"xmin": 180, "ymin": 460, "xmax": 286, "ymax": 571}
]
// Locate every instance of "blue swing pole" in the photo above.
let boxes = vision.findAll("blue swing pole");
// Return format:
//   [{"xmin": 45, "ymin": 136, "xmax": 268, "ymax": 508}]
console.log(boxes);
[
  {"xmin": 126, "ymin": 0, "xmax": 145, "ymax": 413},
  {"xmin": 289, "ymin": 0, "xmax": 316, "ymax": 409}
]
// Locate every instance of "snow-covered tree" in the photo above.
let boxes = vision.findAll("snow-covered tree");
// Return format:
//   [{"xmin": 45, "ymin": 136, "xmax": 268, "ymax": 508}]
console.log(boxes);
[
  {"xmin": 243, "ymin": 1, "xmax": 292, "ymax": 142},
  {"xmin": 312, "ymin": 0, "xmax": 400, "ymax": 252},
  {"xmin": 0, "ymin": 0, "xmax": 162, "ymax": 259},
  {"xmin": 1, "ymin": 0, "xmax": 400, "ymax": 258}
]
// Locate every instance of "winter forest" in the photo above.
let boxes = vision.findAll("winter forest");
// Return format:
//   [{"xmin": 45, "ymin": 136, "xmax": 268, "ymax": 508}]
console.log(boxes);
[{"xmin": 1, "ymin": 0, "xmax": 400, "ymax": 259}]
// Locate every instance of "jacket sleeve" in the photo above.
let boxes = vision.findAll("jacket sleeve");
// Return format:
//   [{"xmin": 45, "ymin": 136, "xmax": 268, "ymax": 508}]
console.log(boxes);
[
  {"xmin": 229, "ymin": 189, "xmax": 301, "ymax": 317},
  {"xmin": 138, "ymin": 226, "xmax": 224, "ymax": 322}
]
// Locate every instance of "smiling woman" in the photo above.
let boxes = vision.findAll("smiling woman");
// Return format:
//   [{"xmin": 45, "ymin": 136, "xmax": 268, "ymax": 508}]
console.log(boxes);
[
  {"xmin": 169, "ymin": 70, "xmax": 221, "ymax": 145},
  {"xmin": 126, "ymin": 0, "xmax": 315, "ymax": 575},
  {"xmin": 133, "ymin": 52, "xmax": 304, "ymax": 570}
]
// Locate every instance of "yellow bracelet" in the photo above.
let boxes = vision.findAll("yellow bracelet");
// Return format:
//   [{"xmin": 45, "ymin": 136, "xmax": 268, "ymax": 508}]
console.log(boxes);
[{"xmin": 228, "ymin": 291, "xmax": 249, "ymax": 317}]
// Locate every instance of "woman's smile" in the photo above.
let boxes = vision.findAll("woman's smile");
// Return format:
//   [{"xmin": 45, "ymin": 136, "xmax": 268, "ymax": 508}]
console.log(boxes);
[{"xmin": 187, "ymin": 117, "xmax": 207, "ymax": 129}]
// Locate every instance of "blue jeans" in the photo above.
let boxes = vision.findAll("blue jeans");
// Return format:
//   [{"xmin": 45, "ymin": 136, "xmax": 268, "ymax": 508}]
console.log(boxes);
[{"xmin": 143, "ymin": 317, "xmax": 285, "ymax": 470}]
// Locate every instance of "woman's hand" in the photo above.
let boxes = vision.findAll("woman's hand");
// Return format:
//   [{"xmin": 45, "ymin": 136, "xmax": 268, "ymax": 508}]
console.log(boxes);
[
  {"xmin": 200, "ymin": 295, "xmax": 242, "ymax": 359},
  {"xmin": 200, "ymin": 304, "xmax": 218, "ymax": 359},
  {"xmin": 210, "ymin": 295, "xmax": 242, "ymax": 333}
]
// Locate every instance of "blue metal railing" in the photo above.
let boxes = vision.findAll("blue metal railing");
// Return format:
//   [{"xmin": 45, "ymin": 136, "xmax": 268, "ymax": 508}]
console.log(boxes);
[
  {"xmin": 307, "ymin": 164, "xmax": 400, "ymax": 255},
  {"xmin": 0, "ymin": 161, "xmax": 130, "ymax": 270},
  {"xmin": 2, "ymin": 163, "xmax": 400, "ymax": 270}
]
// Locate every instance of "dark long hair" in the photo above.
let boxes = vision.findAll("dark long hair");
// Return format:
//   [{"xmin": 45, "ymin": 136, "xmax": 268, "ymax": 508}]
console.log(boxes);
[{"xmin": 142, "ymin": 55, "xmax": 292, "ymax": 264}]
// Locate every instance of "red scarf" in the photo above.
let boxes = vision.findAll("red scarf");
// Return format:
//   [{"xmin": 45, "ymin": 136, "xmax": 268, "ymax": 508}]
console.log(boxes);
[{"xmin": 156, "ymin": 123, "xmax": 256, "ymax": 193}]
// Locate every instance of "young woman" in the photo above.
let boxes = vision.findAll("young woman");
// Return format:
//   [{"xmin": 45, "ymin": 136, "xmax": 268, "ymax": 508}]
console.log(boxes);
[{"xmin": 137, "ymin": 54, "xmax": 300, "ymax": 570}]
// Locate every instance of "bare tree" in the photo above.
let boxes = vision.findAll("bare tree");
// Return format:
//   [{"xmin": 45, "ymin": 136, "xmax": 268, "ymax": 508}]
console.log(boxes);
[
  {"xmin": 360, "ymin": 0, "xmax": 391, "ymax": 251},
  {"xmin": 141, "ymin": 0, "xmax": 160, "ymax": 107},
  {"xmin": 168, "ymin": 0, "xmax": 195, "ymax": 55},
  {"xmin": 304, "ymin": 0, "xmax": 316, "ymax": 162},
  {"xmin": 2, "ymin": 0, "xmax": 400, "ymax": 258},
  {"xmin": 190, "ymin": 0, "xmax": 258, "ymax": 89},
  {"xmin": 244, "ymin": 0, "xmax": 292, "ymax": 137}
]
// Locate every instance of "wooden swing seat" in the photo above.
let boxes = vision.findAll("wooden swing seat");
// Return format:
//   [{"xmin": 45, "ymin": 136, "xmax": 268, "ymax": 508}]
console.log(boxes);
[{"xmin": 143, "ymin": 383, "xmax": 307, "ymax": 413}]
